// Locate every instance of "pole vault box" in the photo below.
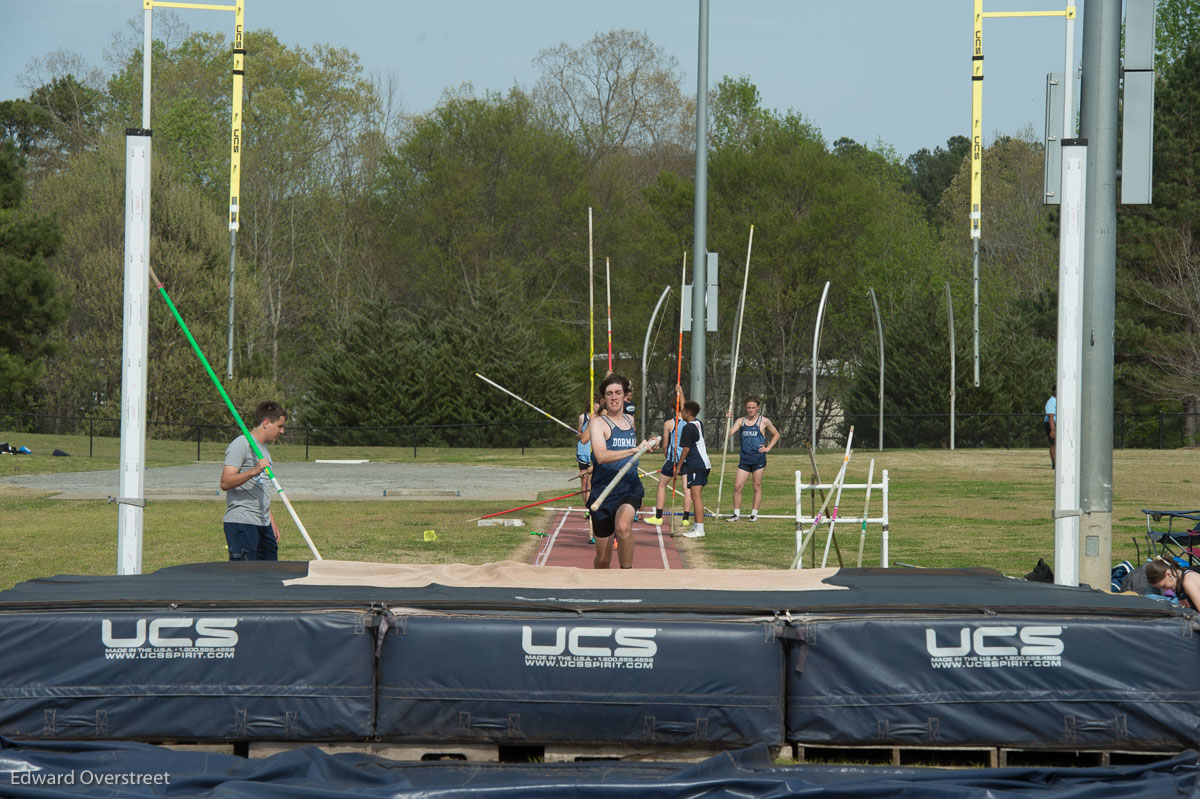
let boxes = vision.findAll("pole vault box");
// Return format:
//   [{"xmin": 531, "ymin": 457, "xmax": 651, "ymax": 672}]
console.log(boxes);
[
  {"xmin": 0, "ymin": 610, "xmax": 375, "ymax": 741},
  {"xmin": 376, "ymin": 613, "xmax": 785, "ymax": 747},
  {"xmin": 785, "ymin": 614, "xmax": 1200, "ymax": 750}
]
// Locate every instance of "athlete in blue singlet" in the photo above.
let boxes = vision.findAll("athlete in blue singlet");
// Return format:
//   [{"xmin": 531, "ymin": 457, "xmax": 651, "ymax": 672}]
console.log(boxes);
[
  {"xmin": 588, "ymin": 373, "xmax": 657, "ymax": 569},
  {"xmin": 724, "ymin": 396, "xmax": 780, "ymax": 522},
  {"xmin": 648, "ymin": 384, "xmax": 692, "ymax": 526}
]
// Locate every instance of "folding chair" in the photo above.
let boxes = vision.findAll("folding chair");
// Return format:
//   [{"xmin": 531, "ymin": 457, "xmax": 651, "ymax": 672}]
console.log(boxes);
[{"xmin": 1138, "ymin": 509, "xmax": 1200, "ymax": 567}]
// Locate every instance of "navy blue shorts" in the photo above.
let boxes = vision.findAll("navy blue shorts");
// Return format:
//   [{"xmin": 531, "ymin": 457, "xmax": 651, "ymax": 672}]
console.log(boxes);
[
  {"xmin": 738, "ymin": 460, "xmax": 766, "ymax": 473},
  {"xmin": 223, "ymin": 521, "xmax": 278, "ymax": 561},
  {"xmin": 660, "ymin": 460, "xmax": 677, "ymax": 478},
  {"xmin": 576, "ymin": 459, "xmax": 591, "ymax": 470},
  {"xmin": 587, "ymin": 483, "xmax": 644, "ymax": 538},
  {"xmin": 686, "ymin": 468, "xmax": 710, "ymax": 488}
]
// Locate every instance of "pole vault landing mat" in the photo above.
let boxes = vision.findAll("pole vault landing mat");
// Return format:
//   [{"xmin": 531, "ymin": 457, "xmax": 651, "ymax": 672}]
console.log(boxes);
[
  {"xmin": 531, "ymin": 509, "xmax": 685, "ymax": 569},
  {"xmin": 0, "ymin": 562, "xmax": 1195, "ymax": 753},
  {"xmin": 1, "ymin": 740, "xmax": 1197, "ymax": 798}
]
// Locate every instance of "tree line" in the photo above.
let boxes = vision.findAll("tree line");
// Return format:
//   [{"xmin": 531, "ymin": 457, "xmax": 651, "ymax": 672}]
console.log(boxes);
[{"xmin": 1, "ymin": 13, "xmax": 1199, "ymax": 448}]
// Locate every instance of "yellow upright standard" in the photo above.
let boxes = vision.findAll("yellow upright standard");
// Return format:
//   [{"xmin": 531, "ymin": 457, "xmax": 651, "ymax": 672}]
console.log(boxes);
[
  {"xmin": 229, "ymin": 0, "xmax": 244, "ymax": 232},
  {"xmin": 971, "ymin": 0, "xmax": 983, "ymax": 240}
]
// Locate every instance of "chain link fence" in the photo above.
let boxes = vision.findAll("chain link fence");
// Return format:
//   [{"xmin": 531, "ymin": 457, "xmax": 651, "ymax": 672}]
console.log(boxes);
[{"xmin": 4, "ymin": 409, "xmax": 1199, "ymax": 459}]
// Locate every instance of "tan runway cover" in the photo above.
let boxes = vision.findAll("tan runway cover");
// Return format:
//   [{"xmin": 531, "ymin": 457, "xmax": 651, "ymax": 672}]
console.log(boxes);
[{"xmin": 286, "ymin": 560, "xmax": 846, "ymax": 592}]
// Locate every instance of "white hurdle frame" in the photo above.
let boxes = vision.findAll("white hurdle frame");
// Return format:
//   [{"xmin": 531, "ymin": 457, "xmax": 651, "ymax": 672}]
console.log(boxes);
[{"xmin": 793, "ymin": 470, "xmax": 890, "ymax": 568}]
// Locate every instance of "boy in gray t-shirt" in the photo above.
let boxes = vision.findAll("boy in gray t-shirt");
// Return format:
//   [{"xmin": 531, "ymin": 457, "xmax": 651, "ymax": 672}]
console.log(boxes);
[{"xmin": 220, "ymin": 401, "xmax": 287, "ymax": 560}]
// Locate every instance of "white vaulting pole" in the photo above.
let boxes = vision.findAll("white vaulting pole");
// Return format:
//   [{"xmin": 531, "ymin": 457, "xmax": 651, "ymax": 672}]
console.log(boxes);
[
  {"xmin": 811, "ymin": 281, "xmax": 831, "ymax": 447},
  {"xmin": 606, "ymin": 257, "xmax": 614, "ymax": 371},
  {"xmin": 588, "ymin": 207, "xmax": 595, "ymax": 407},
  {"xmin": 857, "ymin": 459, "xmax": 876, "ymax": 567},
  {"xmin": 820, "ymin": 458, "xmax": 850, "ymax": 568},
  {"xmin": 476, "ymin": 373, "xmax": 577, "ymax": 436},
  {"xmin": 716, "ymin": 225, "xmax": 754, "ymax": 516},
  {"xmin": 590, "ymin": 437, "xmax": 662, "ymax": 511},
  {"xmin": 791, "ymin": 427, "xmax": 854, "ymax": 569}
]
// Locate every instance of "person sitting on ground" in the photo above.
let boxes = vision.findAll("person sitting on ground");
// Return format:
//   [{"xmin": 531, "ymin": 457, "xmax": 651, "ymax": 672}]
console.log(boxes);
[{"xmin": 1145, "ymin": 556, "xmax": 1200, "ymax": 608}]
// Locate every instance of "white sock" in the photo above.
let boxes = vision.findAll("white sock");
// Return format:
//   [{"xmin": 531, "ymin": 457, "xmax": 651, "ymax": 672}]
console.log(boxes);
[{"xmin": 695, "ymin": 523, "xmax": 705, "ymax": 534}]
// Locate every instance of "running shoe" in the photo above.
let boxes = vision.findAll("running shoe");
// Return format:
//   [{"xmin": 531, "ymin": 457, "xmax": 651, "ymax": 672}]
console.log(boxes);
[
  {"xmin": 748, "ymin": 514, "xmax": 758, "ymax": 522},
  {"xmin": 681, "ymin": 518, "xmax": 692, "ymax": 528},
  {"xmin": 682, "ymin": 529, "xmax": 705, "ymax": 538},
  {"xmin": 589, "ymin": 537, "xmax": 595, "ymax": 544},
  {"xmin": 646, "ymin": 515, "xmax": 664, "ymax": 526},
  {"xmin": 727, "ymin": 513, "xmax": 741, "ymax": 522}
]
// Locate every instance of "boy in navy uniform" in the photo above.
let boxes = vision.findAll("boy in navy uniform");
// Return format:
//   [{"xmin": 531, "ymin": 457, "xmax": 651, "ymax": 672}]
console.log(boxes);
[
  {"xmin": 675, "ymin": 400, "xmax": 711, "ymax": 539},
  {"xmin": 588, "ymin": 374, "xmax": 658, "ymax": 568}
]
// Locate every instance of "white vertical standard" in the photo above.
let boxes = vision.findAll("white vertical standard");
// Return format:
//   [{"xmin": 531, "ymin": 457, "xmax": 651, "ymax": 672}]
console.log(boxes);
[
  {"xmin": 1054, "ymin": 139, "xmax": 1087, "ymax": 587},
  {"xmin": 946, "ymin": 282, "xmax": 956, "ymax": 450},
  {"xmin": 118, "ymin": 133, "xmax": 152, "ymax": 575}
]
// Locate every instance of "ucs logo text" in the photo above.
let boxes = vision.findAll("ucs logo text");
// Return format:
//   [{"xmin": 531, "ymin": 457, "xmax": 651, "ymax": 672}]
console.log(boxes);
[
  {"xmin": 925, "ymin": 625, "xmax": 1063, "ymax": 658},
  {"xmin": 101, "ymin": 618, "xmax": 239, "ymax": 648},
  {"xmin": 521, "ymin": 626, "xmax": 657, "ymax": 657}
]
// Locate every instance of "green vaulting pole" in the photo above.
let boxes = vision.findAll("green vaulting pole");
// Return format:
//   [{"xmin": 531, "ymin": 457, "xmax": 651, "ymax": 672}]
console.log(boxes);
[{"xmin": 148, "ymin": 265, "xmax": 322, "ymax": 560}]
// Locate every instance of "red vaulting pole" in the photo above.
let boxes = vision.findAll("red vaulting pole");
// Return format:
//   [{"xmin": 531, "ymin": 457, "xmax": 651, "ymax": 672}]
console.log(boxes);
[{"xmin": 472, "ymin": 489, "xmax": 587, "ymax": 522}]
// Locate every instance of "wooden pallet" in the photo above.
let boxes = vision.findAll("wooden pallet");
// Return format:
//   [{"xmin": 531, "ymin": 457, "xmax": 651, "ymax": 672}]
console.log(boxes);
[
  {"xmin": 248, "ymin": 740, "xmax": 792, "ymax": 763},
  {"xmin": 793, "ymin": 743, "xmax": 1188, "ymax": 769}
]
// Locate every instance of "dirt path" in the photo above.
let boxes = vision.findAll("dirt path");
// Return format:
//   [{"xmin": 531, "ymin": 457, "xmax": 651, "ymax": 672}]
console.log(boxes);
[{"xmin": 0, "ymin": 462, "xmax": 565, "ymax": 502}]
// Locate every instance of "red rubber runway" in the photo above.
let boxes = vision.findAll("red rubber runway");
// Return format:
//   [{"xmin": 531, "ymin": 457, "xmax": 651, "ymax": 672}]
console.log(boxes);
[{"xmin": 531, "ymin": 508, "xmax": 686, "ymax": 569}]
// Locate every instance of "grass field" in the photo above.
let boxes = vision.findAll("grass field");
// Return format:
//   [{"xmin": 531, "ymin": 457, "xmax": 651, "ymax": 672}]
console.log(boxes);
[{"xmin": 1, "ymin": 431, "xmax": 1191, "ymax": 590}]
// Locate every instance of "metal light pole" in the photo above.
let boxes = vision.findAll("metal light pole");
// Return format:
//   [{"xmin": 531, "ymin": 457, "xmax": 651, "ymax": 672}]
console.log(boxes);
[{"xmin": 689, "ymin": 0, "xmax": 709, "ymax": 410}]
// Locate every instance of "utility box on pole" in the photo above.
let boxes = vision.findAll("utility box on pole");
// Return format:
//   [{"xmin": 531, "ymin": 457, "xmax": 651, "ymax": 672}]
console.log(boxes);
[{"xmin": 682, "ymin": 252, "xmax": 719, "ymax": 332}]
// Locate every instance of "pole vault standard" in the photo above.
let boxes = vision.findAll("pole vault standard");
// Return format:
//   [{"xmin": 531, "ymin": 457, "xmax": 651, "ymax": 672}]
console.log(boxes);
[
  {"xmin": 119, "ymin": 0, "xmax": 244, "ymax": 575},
  {"xmin": 970, "ymin": 1, "xmax": 1076, "ymax": 388},
  {"xmin": 149, "ymin": 265, "xmax": 322, "ymax": 560},
  {"xmin": 715, "ymin": 225, "xmax": 754, "ymax": 516},
  {"xmin": 144, "ymin": 0, "xmax": 245, "ymax": 380}
]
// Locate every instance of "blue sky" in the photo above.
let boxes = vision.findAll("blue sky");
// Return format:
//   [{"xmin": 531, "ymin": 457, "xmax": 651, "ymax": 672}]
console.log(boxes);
[{"xmin": 2, "ymin": 0, "xmax": 1082, "ymax": 158}]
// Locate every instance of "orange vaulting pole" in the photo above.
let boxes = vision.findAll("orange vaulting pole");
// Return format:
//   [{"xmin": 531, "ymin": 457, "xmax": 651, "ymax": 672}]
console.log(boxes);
[
  {"xmin": 606, "ymin": 257, "xmax": 614, "ymax": 371},
  {"xmin": 669, "ymin": 251, "xmax": 687, "ymax": 534}
]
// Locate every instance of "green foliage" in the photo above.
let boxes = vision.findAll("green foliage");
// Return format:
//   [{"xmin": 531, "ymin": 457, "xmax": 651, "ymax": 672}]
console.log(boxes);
[
  {"xmin": 374, "ymin": 88, "xmax": 595, "ymax": 405},
  {"xmin": 904, "ymin": 136, "xmax": 970, "ymax": 224},
  {"xmin": 30, "ymin": 134, "xmax": 267, "ymax": 425},
  {"xmin": 0, "ymin": 142, "xmax": 66, "ymax": 409},
  {"xmin": 306, "ymin": 294, "xmax": 575, "ymax": 447},
  {"xmin": 1116, "ymin": 44, "xmax": 1200, "ymax": 430},
  {"xmin": 844, "ymin": 289, "xmax": 1054, "ymax": 448},
  {"xmin": 1156, "ymin": 0, "xmax": 1200, "ymax": 65}
]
